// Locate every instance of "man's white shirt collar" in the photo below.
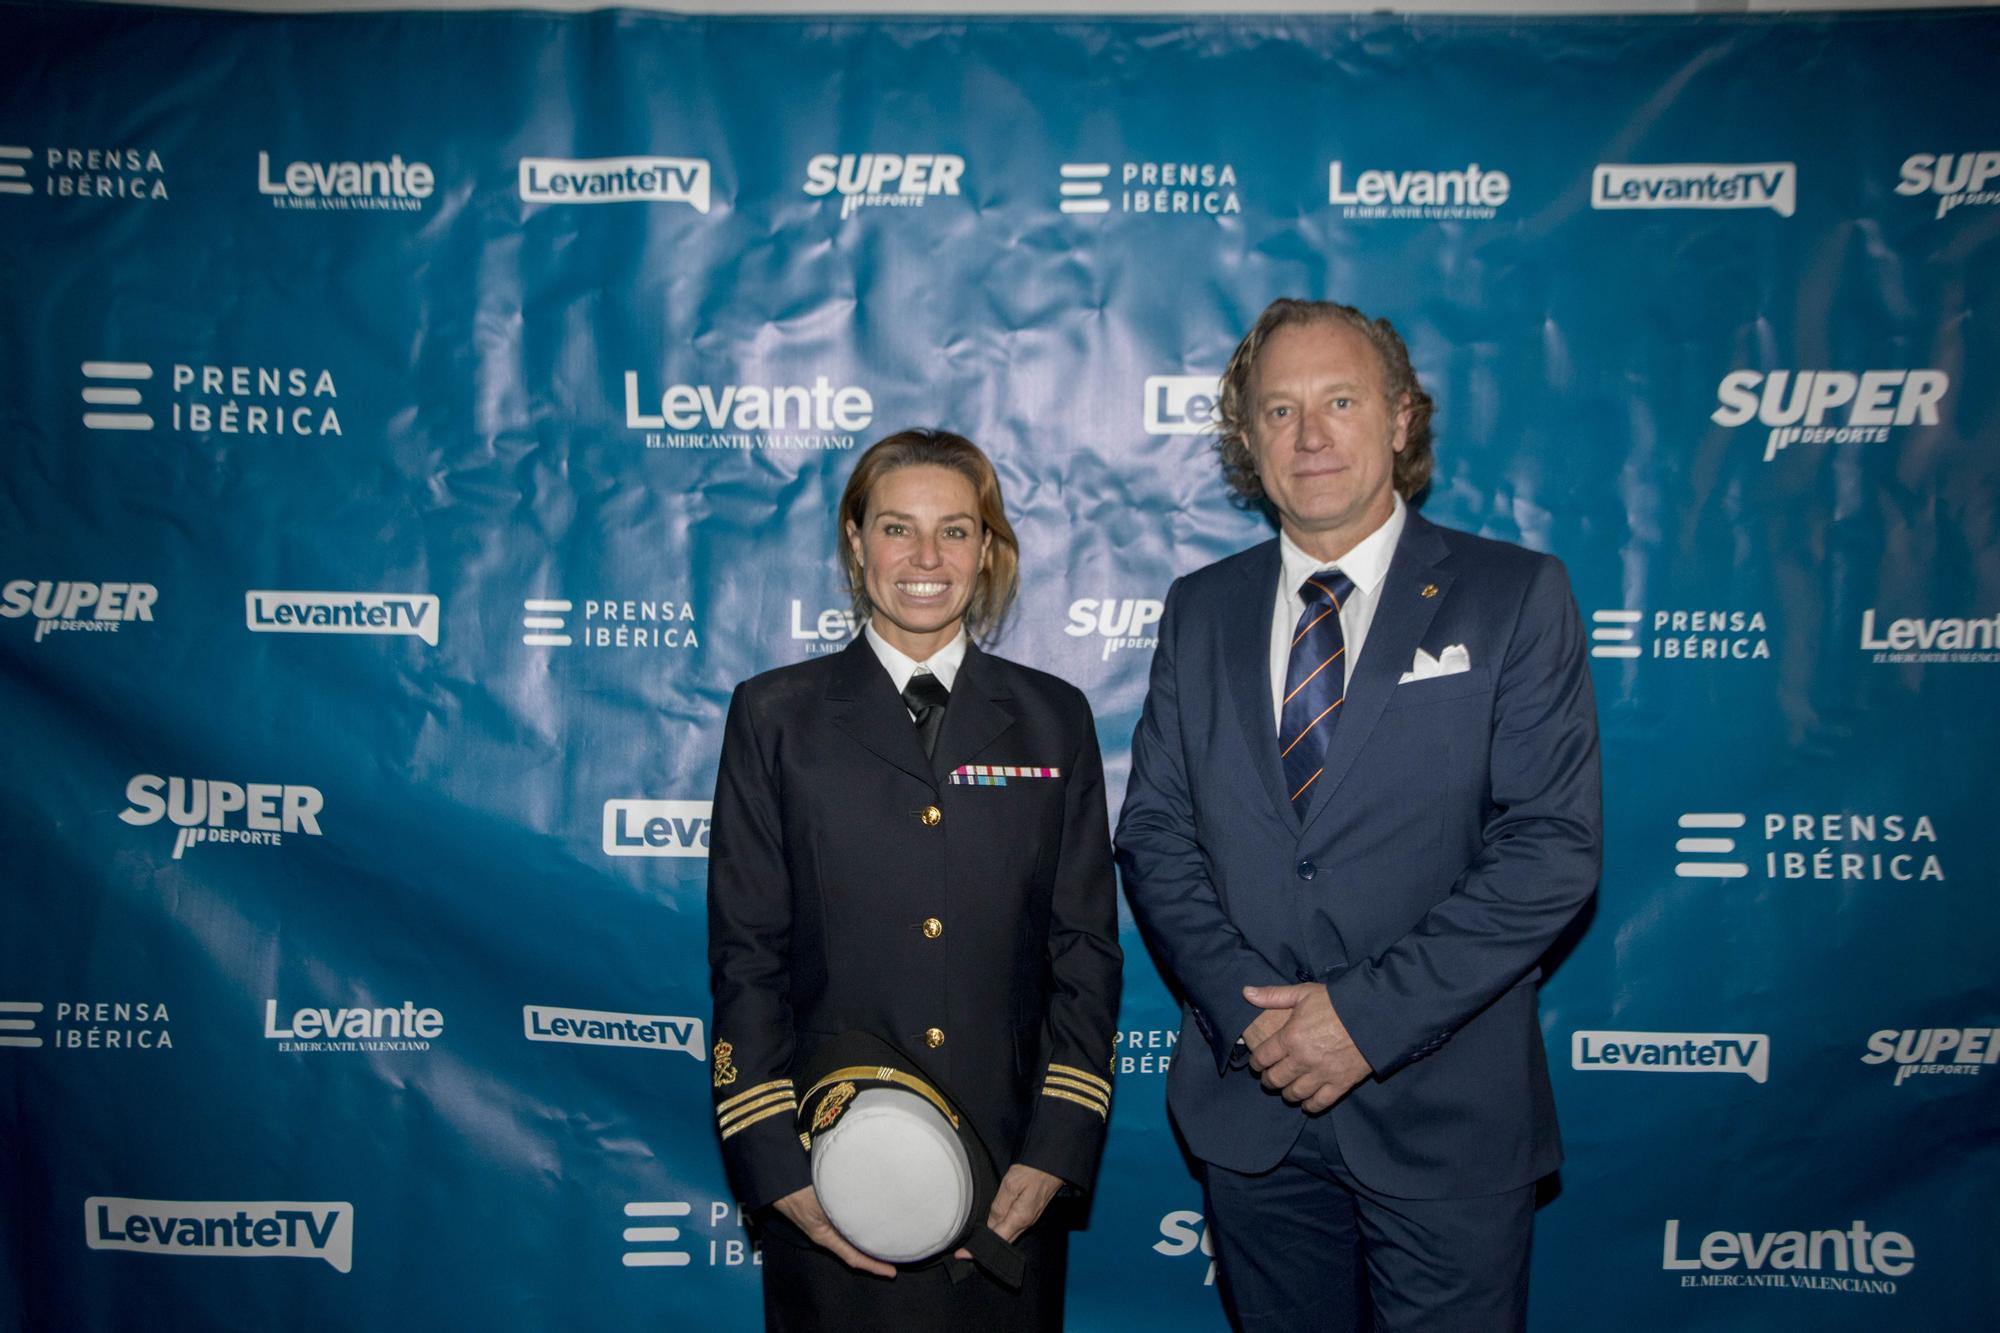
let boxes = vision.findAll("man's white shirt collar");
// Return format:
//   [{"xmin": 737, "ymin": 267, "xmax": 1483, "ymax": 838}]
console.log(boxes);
[
  {"xmin": 1278, "ymin": 493, "xmax": 1406, "ymax": 600},
  {"xmin": 864, "ymin": 621, "xmax": 968, "ymax": 696}
]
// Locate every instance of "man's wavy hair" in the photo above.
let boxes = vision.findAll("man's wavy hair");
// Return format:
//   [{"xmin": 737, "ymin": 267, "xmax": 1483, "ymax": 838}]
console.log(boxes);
[
  {"xmin": 838, "ymin": 428, "xmax": 1021, "ymax": 643},
  {"xmin": 1215, "ymin": 298, "xmax": 1436, "ymax": 505}
]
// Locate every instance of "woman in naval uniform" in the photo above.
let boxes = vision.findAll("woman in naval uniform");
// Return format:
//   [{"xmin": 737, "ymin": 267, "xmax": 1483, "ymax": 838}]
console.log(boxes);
[{"xmin": 706, "ymin": 429, "xmax": 1122, "ymax": 1331}]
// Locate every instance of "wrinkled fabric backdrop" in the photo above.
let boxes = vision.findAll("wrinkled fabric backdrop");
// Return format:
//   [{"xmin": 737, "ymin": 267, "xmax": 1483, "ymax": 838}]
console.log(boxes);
[{"xmin": 2, "ymin": 3, "xmax": 1995, "ymax": 1329}]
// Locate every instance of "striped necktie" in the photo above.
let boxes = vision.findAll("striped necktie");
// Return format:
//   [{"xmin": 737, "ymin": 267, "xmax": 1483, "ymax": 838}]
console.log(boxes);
[{"xmin": 1280, "ymin": 569, "xmax": 1355, "ymax": 812}]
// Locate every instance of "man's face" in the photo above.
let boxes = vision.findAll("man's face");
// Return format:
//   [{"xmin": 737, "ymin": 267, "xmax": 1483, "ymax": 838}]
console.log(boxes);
[
  {"xmin": 1245, "ymin": 319, "xmax": 1410, "ymax": 557},
  {"xmin": 846, "ymin": 463, "xmax": 991, "ymax": 658}
]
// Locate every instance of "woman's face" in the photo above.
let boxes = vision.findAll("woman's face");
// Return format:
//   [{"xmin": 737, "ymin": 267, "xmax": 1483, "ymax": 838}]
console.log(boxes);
[{"xmin": 846, "ymin": 463, "xmax": 991, "ymax": 659}]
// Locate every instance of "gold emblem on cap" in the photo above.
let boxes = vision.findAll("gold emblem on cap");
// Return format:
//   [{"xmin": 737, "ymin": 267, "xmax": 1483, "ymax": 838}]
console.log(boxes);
[
  {"xmin": 712, "ymin": 1040, "xmax": 738, "ymax": 1089},
  {"xmin": 1421, "ymin": 584, "xmax": 1439, "ymax": 598},
  {"xmin": 922, "ymin": 917, "xmax": 943, "ymax": 939},
  {"xmin": 811, "ymin": 1081, "xmax": 857, "ymax": 1133},
  {"xmin": 925, "ymin": 1027, "xmax": 945, "ymax": 1049},
  {"xmin": 921, "ymin": 804, "xmax": 942, "ymax": 827}
]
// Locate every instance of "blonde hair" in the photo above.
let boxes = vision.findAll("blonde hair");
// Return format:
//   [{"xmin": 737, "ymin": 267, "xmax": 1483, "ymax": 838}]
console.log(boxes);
[{"xmin": 838, "ymin": 429, "xmax": 1020, "ymax": 642}]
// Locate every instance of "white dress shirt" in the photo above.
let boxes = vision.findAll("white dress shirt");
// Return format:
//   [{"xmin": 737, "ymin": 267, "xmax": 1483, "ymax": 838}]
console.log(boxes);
[
  {"xmin": 865, "ymin": 621, "xmax": 968, "ymax": 718},
  {"xmin": 1268, "ymin": 494, "xmax": 1407, "ymax": 732}
]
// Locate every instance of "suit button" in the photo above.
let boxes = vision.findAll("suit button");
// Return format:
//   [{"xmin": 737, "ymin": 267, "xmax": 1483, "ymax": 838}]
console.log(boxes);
[
  {"xmin": 920, "ymin": 804, "xmax": 942, "ymax": 827},
  {"xmin": 1296, "ymin": 968, "xmax": 1314, "ymax": 984},
  {"xmin": 1296, "ymin": 860, "xmax": 1316, "ymax": 880},
  {"xmin": 924, "ymin": 1027, "xmax": 945, "ymax": 1049},
  {"xmin": 922, "ymin": 917, "xmax": 943, "ymax": 940}
]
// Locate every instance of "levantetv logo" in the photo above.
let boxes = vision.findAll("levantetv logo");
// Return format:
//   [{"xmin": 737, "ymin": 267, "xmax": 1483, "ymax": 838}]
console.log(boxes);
[
  {"xmin": 603, "ymin": 800, "xmax": 712, "ymax": 857},
  {"xmin": 1862, "ymin": 1027, "xmax": 1997, "ymax": 1087},
  {"xmin": 88, "ymin": 1198, "xmax": 353, "ymax": 1273},
  {"xmin": 121, "ymin": 775, "xmax": 324, "ymax": 860},
  {"xmin": 246, "ymin": 591, "xmax": 438, "ymax": 645},
  {"xmin": 520, "ymin": 156, "xmax": 711, "ymax": 213},
  {"xmin": 2, "ymin": 579, "xmax": 157, "ymax": 643},
  {"xmin": 1662, "ymin": 1219, "xmax": 1911, "ymax": 1294},
  {"xmin": 524, "ymin": 1005, "xmax": 706, "ymax": 1058},
  {"xmin": 1571, "ymin": 1031, "xmax": 1768, "ymax": 1083},
  {"xmin": 1896, "ymin": 151, "xmax": 1999, "ymax": 221},
  {"xmin": 1592, "ymin": 162, "xmax": 1795, "ymax": 217},
  {"xmin": 1711, "ymin": 369, "xmax": 1948, "ymax": 462}
]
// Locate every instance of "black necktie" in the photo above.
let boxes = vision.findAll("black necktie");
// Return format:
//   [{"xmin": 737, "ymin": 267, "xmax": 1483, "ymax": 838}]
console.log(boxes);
[{"xmin": 902, "ymin": 671, "xmax": 950, "ymax": 758}]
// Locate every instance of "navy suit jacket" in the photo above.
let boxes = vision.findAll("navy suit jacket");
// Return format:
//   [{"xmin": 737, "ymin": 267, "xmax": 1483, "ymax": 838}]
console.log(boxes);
[{"xmin": 1116, "ymin": 511, "xmax": 1601, "ymax": 1199}]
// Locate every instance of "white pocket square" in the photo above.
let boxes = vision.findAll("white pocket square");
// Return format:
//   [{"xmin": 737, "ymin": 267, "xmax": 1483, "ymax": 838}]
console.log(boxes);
[{"xmin": 1398, "ymin": 643, "xmax": 1471, "ymax": 685}]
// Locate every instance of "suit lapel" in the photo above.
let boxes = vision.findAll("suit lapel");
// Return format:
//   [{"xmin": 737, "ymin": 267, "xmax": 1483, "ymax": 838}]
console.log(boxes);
[
  {"xmin": 1221, "ymin": 541, "xmax": 1295, "ymax": 825},
  {"xmin": 826, "ymin": 637, "xmax": 936, "ymax": 790},
  {"xmin": 931, "ymin": 641, "xmax": 1016, "ymax": 783},
  {"xmin": 1298, "ymin": 512, "xmax": 1455, "ymax": 830}
]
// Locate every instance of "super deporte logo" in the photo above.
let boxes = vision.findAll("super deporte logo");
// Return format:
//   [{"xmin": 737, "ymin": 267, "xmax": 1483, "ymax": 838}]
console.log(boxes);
[
  {"xmin": 1896, "ymin": 151, "xmax": 1999, "ymax": 221},
  {"xmin": 88, "ymin": 1198, "xmax": 353, "ymax": 1273},
  {"xmin": 1067, "ymin": 598, "xmax": 1163, "ymax": 662},
  {"xmin": 803, "ymin": 153, "xmax": 964, "ymax": 218},
  {"xmin": 1861, "ymin": 1027, "xmax": 1997, "ymax": 1087},
  {"xmin": 2, "ymin": 579, "xmax": 156, "ymax": 643},
  {"xmin": 1711, "ymin": 369, "xmax": 1948, "ymax": 462},
  {"xmin": 603, "ymin": 799, "xmax": 712, "ymax": 857},
  {"xmin": 120, "ymin": 775, "xmax": 324, "ymax": 860}
]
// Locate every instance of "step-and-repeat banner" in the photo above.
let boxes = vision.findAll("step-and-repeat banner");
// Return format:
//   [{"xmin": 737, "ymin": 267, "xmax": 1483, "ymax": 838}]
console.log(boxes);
[{"xmin": 2, "ymin": 3, "xmax": 1995, "ymax": 1328}]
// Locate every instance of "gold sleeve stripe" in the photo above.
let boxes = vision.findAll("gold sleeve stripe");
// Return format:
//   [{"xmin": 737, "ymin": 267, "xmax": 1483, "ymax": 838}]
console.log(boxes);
[
  {"xmin": 717, "ymin": 1090, "xmax": 797, "ymax": 1132},
  {"xmin": 717, "ymin": 1078, "xmax": 793, "ymax": 1115},
  {"xmin": 1040, "ymin": 1086, "xmax": 1108, "ymax": 1119},
  {"xmin": 1046, "ymin": 1062, "xmax": 1112, "ymax": 1095},
  {"xmin": 719, "ymin": 1099, "xmax": 797, "ymax": 1141},
  {"xmin": 1043, "ymin": 1072, "xmax": 1110, "ymax": 1106}
]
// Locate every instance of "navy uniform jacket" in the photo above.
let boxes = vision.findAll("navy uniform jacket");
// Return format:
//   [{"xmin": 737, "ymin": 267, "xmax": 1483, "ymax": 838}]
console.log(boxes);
[
  {"xmin": 1116, "ymin": 511, "xmax": 1601, "ymax": 1199},
  {"xmin": 707, "ymin": 636, "xmax": 1122, "ymax": 1213}
]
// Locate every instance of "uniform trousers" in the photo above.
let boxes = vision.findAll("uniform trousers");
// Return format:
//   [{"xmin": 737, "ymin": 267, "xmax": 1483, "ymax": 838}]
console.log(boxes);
[
  {"xmin": 759, "ymin": 1222, "xmax": 1067, "ymax": 1332},
  {"xmin": 1201, "ymin": 1110, "xmax": 1535, "ymax": 1333}
]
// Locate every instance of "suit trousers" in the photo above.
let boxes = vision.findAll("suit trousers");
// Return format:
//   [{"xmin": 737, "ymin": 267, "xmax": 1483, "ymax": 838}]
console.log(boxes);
[{"xmin": 1201, "ymin": 1111, "xmax": 1535, "ymax": 1333}]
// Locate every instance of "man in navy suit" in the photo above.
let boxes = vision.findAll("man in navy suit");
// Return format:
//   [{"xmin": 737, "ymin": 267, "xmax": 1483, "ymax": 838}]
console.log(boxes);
[{"xmin": 1116, "ymin": 299, "xmax": 1600, "ymax": 1331}]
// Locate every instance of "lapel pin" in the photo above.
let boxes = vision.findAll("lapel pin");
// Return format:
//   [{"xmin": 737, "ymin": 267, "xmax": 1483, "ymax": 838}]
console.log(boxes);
[{"xmin": 1421, "ymin": 584, "xmax": 1438, "ymax": 598}]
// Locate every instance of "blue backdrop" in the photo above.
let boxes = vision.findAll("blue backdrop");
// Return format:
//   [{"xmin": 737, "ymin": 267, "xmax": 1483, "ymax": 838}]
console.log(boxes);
[{"xmin": 3, "ymin": 3, "xmax": 1996, "ymax": 1329}]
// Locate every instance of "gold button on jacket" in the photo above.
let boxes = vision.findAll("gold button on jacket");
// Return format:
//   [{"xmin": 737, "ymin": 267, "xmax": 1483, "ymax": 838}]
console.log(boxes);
[
  {"xmin": 925, "ymin": 1027, "xmax": 946, "ymax": 1049},
  {"xmin": 922, "ymin": 916, "xmax": 943, "ymax": 939}
]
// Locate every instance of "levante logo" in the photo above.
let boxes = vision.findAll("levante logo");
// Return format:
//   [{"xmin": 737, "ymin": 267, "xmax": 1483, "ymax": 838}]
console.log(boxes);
[
  {"xmin": 257, "ymin": 150, "xmax": 434, "ymax": 211},
  {"xmin": 1328, "ymin": 160, "xmax": 1511, "ymax": 220},
  {"xmin": 264, "ymin": 998, "xmax": 442, "ymax": 1052},
  {"xmin": 622, "ymin": 372, "xmax": 872, "ymax": 451},
  {"xmin": 1662, "ymin": 1219, "xmax": 1912, "ymax": 1295}
]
